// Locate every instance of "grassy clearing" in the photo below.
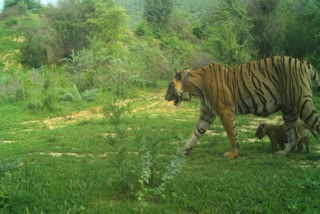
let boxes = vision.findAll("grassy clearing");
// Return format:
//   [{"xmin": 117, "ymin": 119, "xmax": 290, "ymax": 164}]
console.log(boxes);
[{"xmin": 1, "ymin": 87, "xmax": 320, "ymax": 213}]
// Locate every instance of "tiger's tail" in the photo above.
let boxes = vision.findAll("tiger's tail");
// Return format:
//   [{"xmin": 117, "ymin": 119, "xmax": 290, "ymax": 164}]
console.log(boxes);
[
  {"xmin": 299, "ymin": 61, "xmax": 320, "ymax": 136},
  {"xmin": 304, "ymin": 61, "xmax": 320, "ymax": 88},
  {"xmin": 302, "ymin": 123, "xmax": 318, "ymax": 139},
  {"xmin": 299, "ymin": 99, "xmax": 320, "ymax": 136}
]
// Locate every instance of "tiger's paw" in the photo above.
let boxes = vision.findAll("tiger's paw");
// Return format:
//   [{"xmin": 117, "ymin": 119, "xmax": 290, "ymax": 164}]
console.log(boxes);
[
  {"xmin": 176, "ymin": 147, "xmax": 193, "ymax": 156},
  {"xmin": 223, "ymin": 151, "xmax": 238, "ymax": 159}
]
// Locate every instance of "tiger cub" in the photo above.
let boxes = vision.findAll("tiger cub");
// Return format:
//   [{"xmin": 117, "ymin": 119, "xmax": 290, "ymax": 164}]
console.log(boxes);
[{"xmin": 255, "ymin": 122, "xmax": 312, "ymax": 153}]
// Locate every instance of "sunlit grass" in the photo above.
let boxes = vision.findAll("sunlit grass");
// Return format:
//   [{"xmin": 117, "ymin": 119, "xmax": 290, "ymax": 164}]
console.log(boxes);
[{"xmin": 1, "ymin": 87, "xmax": 320, "ymax": 213}]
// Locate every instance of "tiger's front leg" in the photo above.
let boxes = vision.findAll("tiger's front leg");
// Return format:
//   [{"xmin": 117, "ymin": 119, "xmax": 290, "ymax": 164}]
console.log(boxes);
[
  {"xmin": 181, "ymin": 105, "xmax": 216, "ymax": 155},
  {"xmin": 220, "ymin": 109, "xmax": 239, "ymax": 159}
]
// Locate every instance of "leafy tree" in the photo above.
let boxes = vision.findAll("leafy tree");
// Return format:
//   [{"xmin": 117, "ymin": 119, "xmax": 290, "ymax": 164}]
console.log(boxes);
[
  {"xmin": 284, "ymin": 0, "xmax": 320, "ymax": 66},
  {"xmin": 143, "ymin": 0, "xmax": 174, "ymax": 28},
  {"xmin": 43, "ymin": 0, "xmax": 94, "ymax": 59},
  {"xmin": 19, "ymin": 15, "xmax": 63, "ymax": 67},
  {"xmin": 1, "ymin": 0, "xmax": 59, "ymax": 67},
  {"xmin": 247, "ymin": 0, "xmax": 288, "ymax": 58},
  {"xmin": 169, "ymin": 10, "xmax": 195, "ymax": 41},
  {"xmin": 4, "ymin": 0, "xmax": 41, "ymax": 12},
  {"xmin": 202, "ymin": 0, "xmax": 254, "ymax": 65},
  {"xmin": 113, "ymin": 0, "xmax": 144, "ymax": 29},
  {"xmin": 86, "ymin": 0, "xmax": 129, "ymax": 57},
  {"xmin": 60, "ymin": 0, "xmax": 133, "ymax": 92},
  {"xmin": 1, "ymin": 0, "xmax": 29, "ymax": 17}
]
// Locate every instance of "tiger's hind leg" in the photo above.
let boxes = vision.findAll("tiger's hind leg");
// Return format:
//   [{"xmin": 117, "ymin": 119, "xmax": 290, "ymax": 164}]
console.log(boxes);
[
  {"xmin": 220, "ymin": 109, "xmax": 239, "ymax": 159},
  {"xmin": 299, "ymin": 101, "xmax": 320, "ymax": 136},
  {"xmin": 278, "ymin": 110, "xmax": 299, "ymax": 155}
]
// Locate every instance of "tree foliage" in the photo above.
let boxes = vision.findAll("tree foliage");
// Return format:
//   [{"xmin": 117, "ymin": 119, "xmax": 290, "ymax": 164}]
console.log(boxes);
[
  {"xmin": 4, "ymin": 0, "xmax": 41, "ymax": 12},
  {"xmin": 202, "ymin": 0, "xmax": 254, "ymax": 65},
  {"xmin": 43, "ymin": 0, "xmax": 94, "ymax": 59},
  {"xmin": 247, "ymin": 0, "xmax": 288, "ymax": 57},
  {"xmin": 18, "ymin": 14, "xmax": 64, "ymax": 67},
  {"xmin": 0, "ymin": 0, "xmax": 320, "ymax": 78},
  {"xmin": 143, "ymin": 0, "xmax": 173, "ymax": 28},
  {"xmin": 86, "ymin": 0, "xmax": 129, "ymax": 57},
  {"xmin": 284, "ymin": 0, "xmax": 320, "ymax": 66}
]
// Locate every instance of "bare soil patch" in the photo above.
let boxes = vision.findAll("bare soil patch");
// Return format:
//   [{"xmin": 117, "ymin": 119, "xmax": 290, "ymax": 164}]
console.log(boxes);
[{"xmin": 22, "ymin": 107, "xmax": 104, "ymax": 129}]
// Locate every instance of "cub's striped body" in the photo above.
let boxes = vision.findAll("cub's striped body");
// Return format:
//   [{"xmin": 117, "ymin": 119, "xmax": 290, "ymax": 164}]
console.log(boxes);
[
  {"xmin": 255, "ymin": 122, "xmax": 314, "ymax": 153},
  {"xmin": 165, "ymin": 56, "xmax": 320, "ymax": 158}
]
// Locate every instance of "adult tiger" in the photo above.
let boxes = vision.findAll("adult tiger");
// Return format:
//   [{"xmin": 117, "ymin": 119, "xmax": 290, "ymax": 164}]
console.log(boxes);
[{"xmin": 165, "ymin": 56, "xmax": 320, "ymax": 158}]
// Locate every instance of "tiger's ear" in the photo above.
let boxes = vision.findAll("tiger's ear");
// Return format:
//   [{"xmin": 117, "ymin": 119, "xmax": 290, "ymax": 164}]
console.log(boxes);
[{"xmin": 174, "ymin": 69, "xmax": 182, "ymax": 80}]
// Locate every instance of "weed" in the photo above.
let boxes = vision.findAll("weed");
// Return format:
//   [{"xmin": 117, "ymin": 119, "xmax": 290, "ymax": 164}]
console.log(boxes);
[
  {"xmin": 0, "ymin": 159, "xmax": 22, "ymax": 209},
  {"xmin": 0, "ymin": 162, "xmax": 4, "ymax": 177},
  {"xmin": 135, "ymin": 140, "xmax": 186, "ymax": 212},
  {"xmin": 299, "ymin": 170, "xmax": 320, "ymax": 192},
  {"xmin": 103, "ymin": 97, "xmax": 131, "ymax": 134},
  {"xmin": 154, "ymin": 154, "xmax": 186, "ymax": 197},
  {"xmin": 0, "ymin": 188, "xmax": 8, "ymax": 208},
  {"xmin": 103, "ymin": 96, "xmax": 132, "ymax": 192}
]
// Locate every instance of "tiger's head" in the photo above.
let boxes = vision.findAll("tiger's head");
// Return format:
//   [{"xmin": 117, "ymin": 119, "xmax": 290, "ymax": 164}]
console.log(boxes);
[
  {"xmin": 165, "ymin": 69, "xmax": 191, "ymax": 106},
  {"xmin": 255, "ymin": 122, "xmax": 267, "ymax": 139}
]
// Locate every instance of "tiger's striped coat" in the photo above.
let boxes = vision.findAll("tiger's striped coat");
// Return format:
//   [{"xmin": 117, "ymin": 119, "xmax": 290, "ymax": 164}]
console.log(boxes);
[{"xmin": 165, "ymin": 56, "xmax": 320, "ymax": 158}]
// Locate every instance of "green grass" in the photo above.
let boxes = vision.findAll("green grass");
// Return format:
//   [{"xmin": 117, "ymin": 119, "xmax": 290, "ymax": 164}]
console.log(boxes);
[{"xmin": 1, "ymin": 87, "xmax": 320, "ymax": 213}]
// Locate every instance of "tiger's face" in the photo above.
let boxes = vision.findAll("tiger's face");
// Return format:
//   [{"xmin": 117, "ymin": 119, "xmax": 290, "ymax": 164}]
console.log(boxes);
[
  {"xmin": 165, "ymin": 71, "xmax": 185, "ymax": 106},
  {"xmin": 255, "ymin": 122, "xmax": 267, "ymax": 139}
]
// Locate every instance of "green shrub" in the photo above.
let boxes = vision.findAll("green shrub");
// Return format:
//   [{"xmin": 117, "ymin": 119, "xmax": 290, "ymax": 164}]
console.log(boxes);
[{"xmin": 135, "ymin": 21, "xmax": 154, "ymax": 37}]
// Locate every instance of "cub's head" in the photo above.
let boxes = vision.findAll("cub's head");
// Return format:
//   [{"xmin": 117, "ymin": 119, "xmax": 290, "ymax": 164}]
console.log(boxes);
[
  {"xmin": 255, "ymin": 122, "xmax": 267, "ymax": 139},
  {"xmin": 165, "ymin": 69, "xmax": 191, "ymax": 106}
]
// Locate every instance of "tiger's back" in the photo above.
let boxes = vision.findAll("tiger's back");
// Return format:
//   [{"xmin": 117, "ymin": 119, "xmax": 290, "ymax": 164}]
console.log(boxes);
[{"xmin": 224, "ymin": 56, "xmax": 317, "ymax": 116}]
